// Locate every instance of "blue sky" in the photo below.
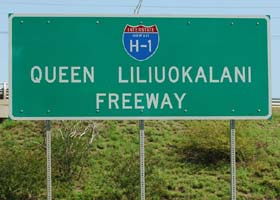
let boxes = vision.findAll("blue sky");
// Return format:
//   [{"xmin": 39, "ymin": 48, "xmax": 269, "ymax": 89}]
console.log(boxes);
[{"xmin": 0, "ymin": 0, "xmax": 279, "ymax": 97}]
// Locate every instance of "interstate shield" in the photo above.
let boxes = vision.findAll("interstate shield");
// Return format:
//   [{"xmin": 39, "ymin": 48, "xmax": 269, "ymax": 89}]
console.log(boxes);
[{"xmin": 122, "ymin": 24, "xmax": 159, "ymax": 61}]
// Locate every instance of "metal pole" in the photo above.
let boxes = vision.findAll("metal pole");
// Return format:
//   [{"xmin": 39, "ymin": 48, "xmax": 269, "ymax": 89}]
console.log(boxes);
[
  {"xmin": 230, "ymin": 120, "xmax": 236, "ymax": 200},
  {"xmin": 134, "ymin": 1, "xmax": 144, "ymax": 198},
  {"xmin": 139, "ymin": 120, "xmax": 145, "ymax": 200},
  {"xmin": 45, "ymin": 120, "xmax": 52, "ymax": 200}
]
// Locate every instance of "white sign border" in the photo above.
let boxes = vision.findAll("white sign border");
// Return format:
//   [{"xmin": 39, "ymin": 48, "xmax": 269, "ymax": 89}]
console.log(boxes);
[{"xmin": 9, "ymin": 14, "xmax": 272, "ymax": 120}]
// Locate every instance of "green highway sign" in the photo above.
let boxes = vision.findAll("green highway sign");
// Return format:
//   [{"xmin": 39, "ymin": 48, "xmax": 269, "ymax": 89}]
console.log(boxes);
[{"xmin": 9, "ymin": 15, "xmax": 271, "ymax": 120}]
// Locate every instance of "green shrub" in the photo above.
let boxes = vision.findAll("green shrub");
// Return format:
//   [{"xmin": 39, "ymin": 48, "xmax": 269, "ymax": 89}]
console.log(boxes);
[
  {"xmin": 85, "ymin": 148, "xmax": 167, "ymax": 200},
  {"xmin": 51, "ymin": 121, "xmax": 98, "ymax": 183},
  {"xmin": 177, "ymin": 121, "xmax": 257, "ymax": 166},
  {"xmin": 0, "ymin": 150, "xmax": 45, "ymax": 200},
  {"xmin": 0, "ymin": 119, "xmax": 17, "ymax": 129}
]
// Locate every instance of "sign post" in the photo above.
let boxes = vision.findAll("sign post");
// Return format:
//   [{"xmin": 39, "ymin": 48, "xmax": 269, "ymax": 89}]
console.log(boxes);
[
  {"xmin": 230, "ymin": 120, "xmax": 236, "ymax": 200},
  {"xmin": 139, "ymin": 120, "xmax": 145, "ymax": 200},
  {"xmin": 133, "ymin": 3, "xmax": 146, "ymax": 199},
  {"xmin": 45, "ymin": 120, "xmax": 52, "ymax": 200}
]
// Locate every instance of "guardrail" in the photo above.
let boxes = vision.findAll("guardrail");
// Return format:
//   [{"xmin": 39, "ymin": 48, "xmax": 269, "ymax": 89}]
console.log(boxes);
[
  {"xmin": 0, "ymin": 82, "xmax": 9, "ymax": 100},
  {"xmin": 0, "ymin": 82, "xmax": 9, "ymax": 118},
  {"xmin": 272, "ymin": 98, "xmax": 280, "ymax": 107}
]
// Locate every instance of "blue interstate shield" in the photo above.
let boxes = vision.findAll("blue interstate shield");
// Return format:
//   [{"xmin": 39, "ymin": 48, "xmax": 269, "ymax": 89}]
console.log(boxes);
[{"xmin": 123, "ymin": 24, "xmax": 159, "ymax": 61}]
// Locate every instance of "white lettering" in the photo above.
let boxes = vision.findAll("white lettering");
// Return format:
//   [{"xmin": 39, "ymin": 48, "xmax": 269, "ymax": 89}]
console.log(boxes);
[
  {"xmin": 136, "ymin": 67, "xmax": 147, "ymax": 83},
  {"xmin": 59, "ymin": 66, "xmax": 69, "ymax": 83},
  {"xmin": 71, "ymin": 66, "xmax": 81, "ymax": 83},
  {"xmin": 168, "ymin": 66, "xmax": 179, "ymax": 83},
  {"xmin": 135, "ymin": 93, "xmax": 144, "ymax": 109},
  {"xmin": 148, "ymin": 66, "xmax": 152, "ymax": 83},
  {"xmin": 174, "ymin": 93, "xmax": 186, "ymax": 109},
  {"xmin": 155, "ymin": 66, "xmax": 165, "ymax": 83},
  {"xmin": 220, "ymin": 66, "xmax": 232, "ymax": 83},
  {"xmin": 95, "ymin": 93, "xmax": 187, "ymax": 111},
  {"xmin": 122, "ymin": 93, "xmax": 132, "ymax": 109},
  {"xmin": 209, "ymin": 66, "xmax": 219, "ymax": 83},
  {"xmin": 45, "ymin": 66, "xmax": 56, "ymax": 83},
  {"xmin": 146, "ymin": 93, "xmax": 159, "ymax": 109},
  {"xmin": 182, "ymin": 66, "xmax": 193, "ymax": 83},
  {"xmin": 109, "ymin": 93, "xmax": 119, "ymax": 109},
  {"xmin": 248, "ymin": 66, "xmax": 251, "ymax": 83},
  {"xmin": 234, "ymin": 66, "xmax": 245, "ymax": 83},
  {"xmin": 195, "ymin": 67, "xmax": 207, "ymax": 83},
  {"xmin": 160, "ymin": 93, "xmax": 173, "ymax": 109},
  {"xmin": 31, "ymin": 66, "xmax": 42, "ymax": 83},
  {"xmin": 130, "ymin": 66, "xmax": 134, "ymax": 83},
  {"xmin": 96, "ymin": 93, "xmax": 106, "ymax": 109},
  {"xmin": 130, "ymin": 39, "xmax": 139, "ymax": 52},
  {"xmin": 83, "ymin": 66, "xmax": 94, "ymax": 83},
  {"xmin": 118, "ymin": 66, "xmax": 128, "ymax": 83}
]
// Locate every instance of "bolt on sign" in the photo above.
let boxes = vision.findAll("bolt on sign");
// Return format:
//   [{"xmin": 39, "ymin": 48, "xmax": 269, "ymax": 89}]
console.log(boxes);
[{"xmin": 9, "ymin": 15, "xmax": 271, "ymax": 120}]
